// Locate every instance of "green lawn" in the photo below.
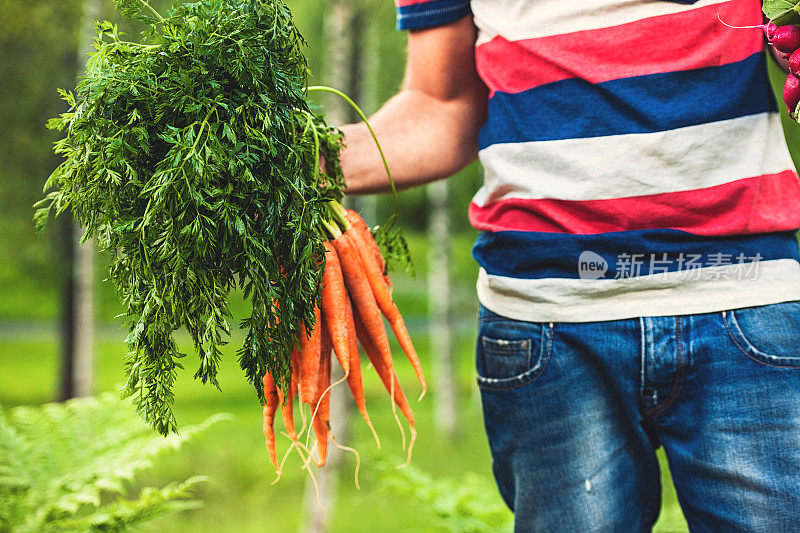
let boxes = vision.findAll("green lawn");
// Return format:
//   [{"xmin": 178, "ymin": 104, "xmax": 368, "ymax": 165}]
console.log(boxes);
[{"xmin": 0, "ymin": 232, "xmax": 689, "ymax": 531}]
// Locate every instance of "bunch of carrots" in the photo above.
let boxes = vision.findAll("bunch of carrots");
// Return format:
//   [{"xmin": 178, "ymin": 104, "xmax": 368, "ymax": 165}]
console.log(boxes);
[{"xmin": 261, "ymin": 202, "xmax": 425, "ymax": 479}]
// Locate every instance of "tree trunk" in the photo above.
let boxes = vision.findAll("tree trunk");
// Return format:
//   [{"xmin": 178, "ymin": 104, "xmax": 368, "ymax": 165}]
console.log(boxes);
[
  {"xmin": 427, "ymin": 179, "xmax": 456, "ymax": 437},
  {"xmin": 72, "ymin": 222, "xmax": 95, "ymax": 397},
  {"xmin": 321, "ymin": 0, "xmax": 354, "ymax": 126},
  {"xmin": 59, "ymin": 0, "xmax": 99, "ymax": 400},
  {"xmin": 299, "ymin": 366, "xmax": 351, "ymax": 533},
  {"xmin": 57, "ymin": 215, "xmax": 76, "ymax": 401},
  {"xmin": 300, "ymin": 1, "xmax": 360, "ymax": 530},
  {"xmin": 349, "ymin": 9, "xmax": 378, "ymax": 223}
]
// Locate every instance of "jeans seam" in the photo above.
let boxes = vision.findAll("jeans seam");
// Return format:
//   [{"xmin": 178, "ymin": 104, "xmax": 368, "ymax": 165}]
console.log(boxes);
[
  {"xmin": 642, "ymin": 316, "xmax": 685, "ymax": 416},
  {"xmin": 723, "ymin": 311, "xmax": 800, "ymax": 369},
  {"xmin": 639, "ymin": 317, "xmax": 647, "ymax": 409},
  {"xmin": 479, "ymin": 316, "xmax": 539, "ymax": 325}
]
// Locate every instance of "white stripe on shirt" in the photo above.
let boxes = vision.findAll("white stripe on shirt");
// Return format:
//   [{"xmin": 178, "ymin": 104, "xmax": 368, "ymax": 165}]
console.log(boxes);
[
  {"xmin": 473, "ymin": 113, "xmax": 795, "ymax": 206},
  {"xmin": 477, "ymin": 259, "xmax": 800, "ymax": 322}
]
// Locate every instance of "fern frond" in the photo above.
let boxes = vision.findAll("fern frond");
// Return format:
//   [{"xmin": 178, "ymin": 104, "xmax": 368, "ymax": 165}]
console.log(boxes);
[
  {"xmin": 379, "ymin": 461, "xmax": 513, "ymax": 533},
  {"xmin": 0, "ymin": 393, "xmax": 227, "ymax": 531},
  {"xmin": 50, "ymin": 477, "xmax": 207, "ymax": 531},
  {"xmin": 0, "ymin": 406, "xmax": 33, "ymax": 527}
]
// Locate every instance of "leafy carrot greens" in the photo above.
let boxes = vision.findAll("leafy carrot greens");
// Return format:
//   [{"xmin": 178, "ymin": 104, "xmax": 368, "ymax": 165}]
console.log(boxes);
[{"xmin": 35, "ymin": 0, "xmax": 411, "ymax": 436}]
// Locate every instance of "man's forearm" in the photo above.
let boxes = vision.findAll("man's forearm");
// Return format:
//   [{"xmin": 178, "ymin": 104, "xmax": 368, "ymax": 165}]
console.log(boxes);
[
  {"xmin": 339, "ymin": 89, "xmax": 485, "ymax": 194},
  {"xmin": 338, "ymin": 17, "xmax": 487, "ymax": 195}
]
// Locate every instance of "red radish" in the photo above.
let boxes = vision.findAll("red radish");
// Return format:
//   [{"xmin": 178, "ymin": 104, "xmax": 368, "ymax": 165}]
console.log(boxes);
[
  {"xmin": 790, "ymin": 49, "xmax": 800, "ymax": 74},
  {"xmin": 772, "ymin": 25, "xmax": 800, "ymax": 53},
  {"xmin": 783, "ymin": 74, "xmax": 800, "ymax": 117},
  {"xmin": 766, "ymin": 22, "xmax": 779, "ymax": 41}
]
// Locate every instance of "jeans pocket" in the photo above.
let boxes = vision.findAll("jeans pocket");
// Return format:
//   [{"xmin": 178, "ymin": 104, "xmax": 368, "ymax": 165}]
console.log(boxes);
[
  {"xmin": 724, "ymin": 301, "xmax": 800, "ymax": 368},
  {"xmin": 476, "ymin": 307, "xmax": 553, "ymax": 391}
]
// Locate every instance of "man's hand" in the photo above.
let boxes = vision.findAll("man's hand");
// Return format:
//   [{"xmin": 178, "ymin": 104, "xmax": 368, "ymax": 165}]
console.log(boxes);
[{"xmin": 339, "ymin": 16, "xmax": 488, "ymax": 194}]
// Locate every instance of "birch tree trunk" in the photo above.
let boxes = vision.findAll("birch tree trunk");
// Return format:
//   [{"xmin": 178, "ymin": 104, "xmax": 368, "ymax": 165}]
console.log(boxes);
[
  {"xmin": 57, "ymin": 215, "xmax": 76, "ymax": 401},
  {"xmin": 65, "ymin": 0, "xmax": 100, "ymax": 399},
  {"xmin": 72, "ymin": 223, "xmax": 95, "ymax": 397},
  {"xmin": 349, "ymin": 9, "xmax": 378, "ymax": 223},
  {"xmin": 428, "ymin": 179, "xmax": 456, "ymax": 437},
  {"xmin": 300, "ymin": 1, "xmax": 359, "ymax": 530}
]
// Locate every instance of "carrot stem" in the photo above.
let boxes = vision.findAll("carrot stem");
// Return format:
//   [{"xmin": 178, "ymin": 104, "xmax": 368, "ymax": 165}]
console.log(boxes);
[
  {"xmin": 327, "ymin": 201, "xmax": 351, "ymax": 232},
  {"xmin": 319, "ymin": 218, "xmax": 341, "ymax": 240},
  {"xmin": 306, "ymin": 85, "xmax": 400, "ymax": 229}
]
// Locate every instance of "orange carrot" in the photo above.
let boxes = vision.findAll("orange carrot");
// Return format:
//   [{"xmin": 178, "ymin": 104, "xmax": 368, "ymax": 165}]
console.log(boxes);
[
  {"xmin": 262, "ymin": 371, "xmax": 280, "ymax": 472},
  {"xmin": 353, "ymin": 311, "xmax": 415, "ymax": 430},
  {"xmin": 320, "ymin": 241, "xmax": 350, "ymax": 376},
  {"xmin": 277, "ymin": 350, "xmax": 299, "ymax": 441},
  {"xmin": 344, "ymin": 291, "xmax": 381, "ymax": 448},
  {"xmin": 343, "ymin": 221, "xmax": 427, "ymax": 398},
  {"xmin": 298, "ymin": 306, "xmax": 322, "ymax": 405},
  {"xmin": 345, "ymin": 209, "xmax": 392, "ymax": 293},
  {"xmin": 354, "ymin": 310, "xmax": 417, "ymax": 466},
  {"xmin": 291, "ymin": 348, "xmax": 300, "ymax": 398},
  {"xmin": 295, "ymin": 324, "xmax": 306, "ymax": 396},
  {"xmin": 331, "ymin": 232, "xmax": 394, "ymax": 381},
  {"xmin": 312, "ymin": 327, "xmax": 332, "ymax": 466}
]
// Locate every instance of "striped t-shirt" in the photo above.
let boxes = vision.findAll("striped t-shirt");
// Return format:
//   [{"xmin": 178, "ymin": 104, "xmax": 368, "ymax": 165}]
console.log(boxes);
[{"xmin": 396, "ymin": 0, "xmax": 800, "ymax": 322}]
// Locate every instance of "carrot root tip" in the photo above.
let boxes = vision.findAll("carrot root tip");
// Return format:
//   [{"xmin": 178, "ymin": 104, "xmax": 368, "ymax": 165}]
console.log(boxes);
[{"xmin": 397, "ymin": 427, "xmax": 418, "ymax": 470}]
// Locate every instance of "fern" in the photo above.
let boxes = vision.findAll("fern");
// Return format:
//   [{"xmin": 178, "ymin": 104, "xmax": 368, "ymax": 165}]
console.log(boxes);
[
  {"xmin": 377, "ymin": 461, "xmax": 513, "ymax": 533},
  {"xmin": 0, "ymin": 393, "xmax": 227, "ymax": 532}
]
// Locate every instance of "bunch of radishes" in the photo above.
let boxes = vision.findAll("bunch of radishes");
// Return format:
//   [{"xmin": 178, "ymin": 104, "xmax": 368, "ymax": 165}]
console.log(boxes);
[
  {"xmin": 722, "ymin": 15, "xmax": 800, "ymax": 119},
  {"xmin": 764, "ymin": 22, "xmax": 800, "ymax": 119}
]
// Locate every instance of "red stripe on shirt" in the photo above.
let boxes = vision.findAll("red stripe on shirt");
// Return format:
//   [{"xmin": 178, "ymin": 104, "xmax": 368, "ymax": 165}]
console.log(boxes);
[
  {"xmin": 476, "ymin": 1, "xmax": 762, "ymax": 96},
  {"xmin": 469, "ymin": 171, "xmax": 800, "ymax": 236}
]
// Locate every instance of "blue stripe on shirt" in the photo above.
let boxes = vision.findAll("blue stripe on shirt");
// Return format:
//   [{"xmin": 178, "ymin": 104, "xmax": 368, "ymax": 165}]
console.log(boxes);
[
  {"xmin": 478, "ymin": 52, "xmax": 775, "ymax": 149},
  {"xmin": 396, "ymin": 0, "xmax": 471, "ymax": 30},
  {"xmin": 472, "ymin": 229, "xmax": 800, "ymax": 280}
]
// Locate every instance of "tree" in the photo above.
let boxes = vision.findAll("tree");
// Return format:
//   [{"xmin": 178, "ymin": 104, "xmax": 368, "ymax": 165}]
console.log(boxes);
[
  {"xmin": 300, "ymin": 0, "xmax": 362, "ymax": 530},
  {"xmin": 427, "ymin": 179, "xmax": 457, "ymax": 437},
  {"xmin": 0, "ymin": 0, "xmax": 90, "ymax": 399},
  {"xmin": 61, "ymin": 0, "xmax": 101, "ymax": 400}
]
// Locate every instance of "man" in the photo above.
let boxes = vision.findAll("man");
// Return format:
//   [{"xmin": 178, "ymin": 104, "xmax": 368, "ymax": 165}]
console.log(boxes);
[{"xmin": 339, "ymin": 0, "xmax": 800, "ymax": 530}]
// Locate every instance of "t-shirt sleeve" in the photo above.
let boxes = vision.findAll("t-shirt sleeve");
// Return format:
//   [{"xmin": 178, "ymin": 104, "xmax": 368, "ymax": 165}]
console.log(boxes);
[{"xmin": 395, "ymin": 0, "xmax": 472, "ymax": 31}]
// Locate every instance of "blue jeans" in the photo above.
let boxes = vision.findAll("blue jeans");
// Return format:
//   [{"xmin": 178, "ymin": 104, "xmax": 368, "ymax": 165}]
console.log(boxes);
[{"xmin": 476, "ymin": 302, "xmax": 800, "ymax": 532}]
